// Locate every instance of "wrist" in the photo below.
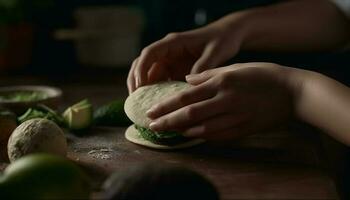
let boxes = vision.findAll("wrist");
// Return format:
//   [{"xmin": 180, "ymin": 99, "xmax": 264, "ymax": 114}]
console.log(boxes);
[
  {"xmin": 212, "ymin": 6, "xmax": 273, "ymax": 52},
  {"xmin": 284, "ymin": 67, "xmax": 324, "ymax": 121},
  {"xmin": 209, "ymin": 11, "xmax": 253, "ymax": 51},
  {"xmin": 289, "ymin": 68, "xmax": 350, "ymax": 145},
  {"xmin": 280, "ymin": 67, "xmax": 311, "ymax": 117}
]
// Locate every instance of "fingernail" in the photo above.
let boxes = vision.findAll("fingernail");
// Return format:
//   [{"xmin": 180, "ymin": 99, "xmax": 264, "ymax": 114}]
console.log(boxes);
[
  {"xmin": 183, "ymin": 126, "xmax": 202, "ymax": 137},
  {"xmin": 146, "ymin": 109, "xmax": 155, "ymax": 118},
  {"xmin": 185, "ymin": 74, "xmax": 195, "ymax": 80},
  {"xmin": 149, "ymin": 121, "xmax": 159, "ymax": 131},
  {"xmin": 135, "ymin": 77, "xmax": 140, "ymax": 88},
  {"xmin": 186, "ymin": 74, "xmax": 201, "ymax": 83}
]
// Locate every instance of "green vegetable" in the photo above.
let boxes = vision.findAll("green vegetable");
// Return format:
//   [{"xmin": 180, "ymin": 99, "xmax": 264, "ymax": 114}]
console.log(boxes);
[
  {"xmin": 0, "ymin": 153, "xmax": 91, "ymax": 200},
  {"xmin": 72, "ymin": 99, "xmax": 90, "ymax": 108},
  {"xmin": 94, "ymin": 100, "xmax": 132, "ymax": 126},
  {"xmin": 18, "ymin": 105, "xmax": 64, "ymax": 126},
  {"xmin": 0, "ymin": 91, "xmax": 47, "ymax": 102},
  {"xmin": 63, "ymin": 99, "xmax": 92, "ymax": 131},
  {"xmin": 135, "ymin": 125, "xmax": 188, "ymax": 145}
]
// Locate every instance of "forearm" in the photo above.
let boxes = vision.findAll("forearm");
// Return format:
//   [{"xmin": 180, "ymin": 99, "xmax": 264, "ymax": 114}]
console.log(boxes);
[
  {"xmin": 215, "ymin": 0, "xmax": 350, "ymax": 52},
  {"xmin": 291, "ymin": 68, "xmax": 350, "ymax": 145}
]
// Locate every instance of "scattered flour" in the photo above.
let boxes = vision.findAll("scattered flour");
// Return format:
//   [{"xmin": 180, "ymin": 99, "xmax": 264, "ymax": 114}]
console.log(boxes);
[{"xmin": 87, "ymin": 148, "xmax": 114, "ymax": 160}]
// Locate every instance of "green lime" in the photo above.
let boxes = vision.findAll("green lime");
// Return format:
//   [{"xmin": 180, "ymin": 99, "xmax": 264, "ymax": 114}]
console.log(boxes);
[{"xmin": 0, "ymin": 153, "xmax": 91, "ymax": 199}]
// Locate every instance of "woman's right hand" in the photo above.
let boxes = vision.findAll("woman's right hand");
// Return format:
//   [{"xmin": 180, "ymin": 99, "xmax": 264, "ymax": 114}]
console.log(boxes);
[
  {"xmin": 127, "ymin": 14, "xmax": 248, "ymax": 93},
  {"xmin": 146, "ymin": 62, "xmax": 298, "ymax": 141}
]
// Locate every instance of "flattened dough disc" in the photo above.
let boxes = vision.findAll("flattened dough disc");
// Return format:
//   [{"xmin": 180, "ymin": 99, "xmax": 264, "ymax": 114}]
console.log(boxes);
[{"xmin": 125, "ymin": 125, "xmax": 205, "ymax": 150}]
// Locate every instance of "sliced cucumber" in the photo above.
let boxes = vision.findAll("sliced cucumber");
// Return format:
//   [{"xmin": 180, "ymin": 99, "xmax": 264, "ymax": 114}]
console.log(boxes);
[
  {"xmin": 94, "ymin": 100, "xmax": 132, "ymax": 127},
  {"xmin": 63, "ymin": 100, "xmax": 92, "ymax": 130},
  {"xmin": 73, "ymin": 99, "xmax": 90, "ymax": 108}
]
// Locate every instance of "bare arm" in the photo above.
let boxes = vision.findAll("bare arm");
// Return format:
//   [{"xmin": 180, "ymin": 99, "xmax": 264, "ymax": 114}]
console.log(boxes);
[
  {"xmin": 128, "ymin": 0, "xmax": 350, "ymax": 92},
  {"xmin": 291, "ymin": 68, "xmax": 350, "ymax": 145},
  {"xmin": 216, "ymin": 0, "xmax": 350, "ymax": 52},
  {"xmin": 146, "ymin": 63, "xmax": 350, "ymax": 146}
]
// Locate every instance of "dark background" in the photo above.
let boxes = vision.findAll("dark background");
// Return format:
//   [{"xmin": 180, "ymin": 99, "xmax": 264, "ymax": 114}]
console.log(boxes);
[
  {"xmin": 0, "ymin": 1, "xmax": 349, "ymax": 199},
  {"xmin": 7, "ymin": 0, "xmax": 349, "ymax": 85}
]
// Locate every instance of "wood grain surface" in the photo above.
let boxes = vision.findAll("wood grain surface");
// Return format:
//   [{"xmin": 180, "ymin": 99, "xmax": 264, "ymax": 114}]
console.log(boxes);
[
  {"xmin": 0, "ymin": 74, "xmax": 340, "ymax": 200},
  {"xmin": 66, "ymin": 126, "xmax": 338, "ymax": 200}
]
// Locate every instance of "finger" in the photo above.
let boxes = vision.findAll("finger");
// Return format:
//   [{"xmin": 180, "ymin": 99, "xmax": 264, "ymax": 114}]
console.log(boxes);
[
  {"xmin": 147, "ymin": 61, "xmax": 169, "ymax": 84},
  {"xmin": 127, "ymin": 57, "xmax": 139, "ymax": 93},
  {"xmin": 182, "ymin": 112, "xmax": 250, "ymax": 137},
  {"xmin": 134, "ymin": 41, "xmax": 169, "ymax": 88},
  {"xmin": 191, "ymin": 41, "xmax": 219, "ymax": 74},
  {"xmin": 135, "ymin": 34, "xmax": 182, "ymax": 88},
  {"xmin": 186, "ymin": 65, "xmax": 236, "ymax": 85},
  {"xmin": 147, "ymin": 80, "xmax": 216, "ymax": 119},
  {"xmin": 149, "ymin": 96, "xmax": 226, "ymax": 132},
  {"xmin": 186, "ymin": 68, "xmax": 221, "ymax": 85},
  {"xmin": 186, "ymin": 73, "xmax": 211, "ymax": 86}
]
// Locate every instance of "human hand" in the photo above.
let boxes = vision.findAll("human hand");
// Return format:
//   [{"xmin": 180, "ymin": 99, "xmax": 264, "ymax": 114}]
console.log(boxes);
[
  {"xmin": 127, "ymin": 16, "xmax": 247, "ymax": 93},
  {"xmin": 146, "ymin": 62, "xmax": 297, "ymax": 141}
]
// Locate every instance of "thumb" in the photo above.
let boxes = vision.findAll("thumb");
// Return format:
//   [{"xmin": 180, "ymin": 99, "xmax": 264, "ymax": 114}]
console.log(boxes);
[{"xmin": 191, "ymin": 42, "xmax": 219, "ymax": 74}]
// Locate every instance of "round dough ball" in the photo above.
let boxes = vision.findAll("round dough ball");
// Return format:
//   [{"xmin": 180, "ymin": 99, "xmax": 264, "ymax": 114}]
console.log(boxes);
[
  {"xmin": 8, "ymin": 118, "xmax": 67, "ymax": 162},
  {"xmin": 124, "ymin": 81, "xmax": 190, "ymax": 128}
]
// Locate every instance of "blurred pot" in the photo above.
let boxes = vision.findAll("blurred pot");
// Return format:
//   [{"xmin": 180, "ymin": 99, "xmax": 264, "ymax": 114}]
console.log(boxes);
[{"xmin": 55, "ymin": 6, "xmax": 144, "ymax": 67}]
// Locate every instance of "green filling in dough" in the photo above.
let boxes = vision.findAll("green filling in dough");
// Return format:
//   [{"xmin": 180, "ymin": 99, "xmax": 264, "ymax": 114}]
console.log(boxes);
[{"xmin": 134, "ymin": 125, "xmax": 189, "ymax": 146}]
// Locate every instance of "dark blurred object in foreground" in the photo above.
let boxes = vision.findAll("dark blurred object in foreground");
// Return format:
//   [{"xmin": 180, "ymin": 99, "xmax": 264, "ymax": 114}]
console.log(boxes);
[{"xmin": 102, "ymin": 163, "xmax": 219, "ymax": 200}]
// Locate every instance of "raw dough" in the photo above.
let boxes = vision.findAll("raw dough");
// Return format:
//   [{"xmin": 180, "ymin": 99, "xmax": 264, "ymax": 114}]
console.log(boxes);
[
  {"xmin": 125, "ymin": 125, "xmax": 205, "ymax": 150},
  {"xmin": 124, "ymin": 81, "xmax": 190, "ymax": 128},
  {"xmin": 8, "ymin": 118, "xmax": 67, "ymax": 162}
]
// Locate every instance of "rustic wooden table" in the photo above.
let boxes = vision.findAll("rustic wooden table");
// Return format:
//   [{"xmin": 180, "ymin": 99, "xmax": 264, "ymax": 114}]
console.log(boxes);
[{"xmin": 0, "ymin": 71, "xmax": 340, "ymax": 199}]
